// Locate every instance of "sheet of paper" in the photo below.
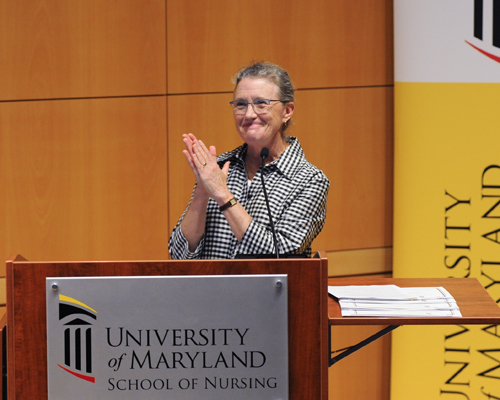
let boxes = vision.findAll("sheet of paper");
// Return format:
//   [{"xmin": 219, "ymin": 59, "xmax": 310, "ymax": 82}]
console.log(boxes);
[
  {"xmin": 339, "ymin": 299, "xmax": 459, "ymax": 311},
  {"xmin": 340, "ymin": 308, "xmax": 462, "ymax": 317},
  {"xmin": 338, "ymin": 298, "xmax": 457, "ymax": 305},
  {"xmin": 329, "ymin": 285, "xmax": 462, "ymax": 318},
  {"xmin": 398, "ymin": 287, "xmax": 454, "ymax": 300},
  {"xmin": 328, "ymin": 285, "xmax": 409, "ymax": 300}
]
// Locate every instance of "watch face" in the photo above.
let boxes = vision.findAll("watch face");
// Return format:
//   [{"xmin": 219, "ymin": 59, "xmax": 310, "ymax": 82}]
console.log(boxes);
[{"xmin": 230, "ymin": 198, "xmax": 237, "ymax": 206}]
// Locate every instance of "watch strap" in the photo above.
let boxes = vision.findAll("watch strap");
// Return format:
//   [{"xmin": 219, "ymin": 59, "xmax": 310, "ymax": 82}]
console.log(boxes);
[{"xmin": 219, "ymin": 197, "xmax": 238, "ymax": 212}]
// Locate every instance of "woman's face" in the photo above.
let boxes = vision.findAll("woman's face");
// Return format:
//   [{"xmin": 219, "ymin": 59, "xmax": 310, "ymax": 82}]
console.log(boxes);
[{"xmin": 232, "ymin": 78, "xmax": 294, "ymax": 149}]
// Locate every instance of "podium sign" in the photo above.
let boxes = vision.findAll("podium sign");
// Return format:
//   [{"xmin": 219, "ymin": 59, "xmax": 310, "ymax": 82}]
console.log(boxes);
[{"xmin": 46, "ymin": 275, "xmax": 288, "ymax": 400}]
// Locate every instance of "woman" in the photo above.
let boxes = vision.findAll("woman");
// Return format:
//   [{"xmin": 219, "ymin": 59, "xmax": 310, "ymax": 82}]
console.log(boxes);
[{"xmin": 169, "ymin": 62, "xmax": 329, "ymax": 259}]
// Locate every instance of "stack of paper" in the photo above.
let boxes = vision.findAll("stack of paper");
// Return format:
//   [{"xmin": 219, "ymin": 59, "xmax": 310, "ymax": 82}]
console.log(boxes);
[{"xmin": 328, "ymin": 285, "xmax": 462, "ymax": 317}]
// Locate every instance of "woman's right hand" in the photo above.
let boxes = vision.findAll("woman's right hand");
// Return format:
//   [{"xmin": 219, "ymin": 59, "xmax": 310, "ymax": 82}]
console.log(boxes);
[
  {"xmin": 182, "ymin": 133, "xmax": 231, "ymax": 204},
  {"xmin": 182, "ymin": 133, "xmax": 211, "ymax": 198}
]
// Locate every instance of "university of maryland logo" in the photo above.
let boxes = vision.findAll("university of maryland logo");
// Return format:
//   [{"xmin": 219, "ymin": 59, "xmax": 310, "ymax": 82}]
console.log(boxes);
[
  {"xmin": 57, "ymin": 295, "xmax": 97, "ymax": 383},
  {"xmin": 466, "ymin": 0, "xmax": 500, "ymax": 63}
]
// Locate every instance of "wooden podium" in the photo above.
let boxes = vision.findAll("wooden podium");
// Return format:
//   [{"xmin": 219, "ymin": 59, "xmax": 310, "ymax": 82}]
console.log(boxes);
[{"xmin": 3, "ymin": 253, "xmax": 329, "ymax": 400}]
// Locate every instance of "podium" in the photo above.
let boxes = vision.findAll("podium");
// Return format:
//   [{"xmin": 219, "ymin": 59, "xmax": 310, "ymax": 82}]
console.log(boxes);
[{"xmin": 3, "ymin": 253, "xmax": 329, "ymax": 400}]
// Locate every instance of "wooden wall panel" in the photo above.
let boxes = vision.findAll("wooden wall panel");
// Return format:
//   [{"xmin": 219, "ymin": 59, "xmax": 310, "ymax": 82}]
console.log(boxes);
[
  {"xmin": 327, "ymin": 248, "xmax": 392, "ymax": 277},
  {"xmin": 296, "ymin": 87, "xmax": 394, "ymax": 252},
  {"xmin": 167, "ymin": 0, "xmax": 394, "ymax": 94},
  {"xmin": 0, "ymin": 0, "xmax": 166, "ymax": 101},
  {"xmin": 1, "ymin": 0, "xmax": 394, "ymax": 397},
  {"xmin": 0, "ymin": 96, "xmax": 169, "ymax": 261},
  {"xmin": 329, "ymin": 324, "xmax": 391, "ymax": 399}
]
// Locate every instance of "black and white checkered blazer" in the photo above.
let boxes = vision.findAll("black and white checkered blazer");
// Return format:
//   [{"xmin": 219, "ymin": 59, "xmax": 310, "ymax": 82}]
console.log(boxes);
[{"xmin": 169, "ymin": 137, "xmax": 330, "ymax": 259}]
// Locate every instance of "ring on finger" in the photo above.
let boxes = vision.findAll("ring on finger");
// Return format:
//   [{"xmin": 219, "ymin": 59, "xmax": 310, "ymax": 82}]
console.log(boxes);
[{"xmin": 202, "ymin": 162, "xmax": 207, "ymax": 168}]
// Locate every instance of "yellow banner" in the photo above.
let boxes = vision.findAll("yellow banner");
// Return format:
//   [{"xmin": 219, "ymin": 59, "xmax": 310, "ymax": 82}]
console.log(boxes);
[{"xmin": 392, "ymin": 81, "xmax": 500, "ymax": 399}]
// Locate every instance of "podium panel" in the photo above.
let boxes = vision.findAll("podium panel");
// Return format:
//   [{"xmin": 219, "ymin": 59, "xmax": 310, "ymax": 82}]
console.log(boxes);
[{"xmin": 6, "ymin": 254, "xmax": 328, "ymax": 400}]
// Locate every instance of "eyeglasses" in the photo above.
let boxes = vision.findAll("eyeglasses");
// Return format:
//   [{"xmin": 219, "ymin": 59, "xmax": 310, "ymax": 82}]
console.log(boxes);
[{"xmin": 229, "ymin": 98, "xmax": 285, "ymax": 115}]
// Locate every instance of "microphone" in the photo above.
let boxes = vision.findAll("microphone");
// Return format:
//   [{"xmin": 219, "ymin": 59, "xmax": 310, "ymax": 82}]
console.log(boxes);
[{"xmin": 260, "ymin": 147, "xmax": 279, "ymax": 259}]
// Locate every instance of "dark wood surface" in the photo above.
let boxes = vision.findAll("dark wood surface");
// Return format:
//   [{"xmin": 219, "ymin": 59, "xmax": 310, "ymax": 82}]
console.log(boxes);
[
  {"xmin": 0, "ymin": 310, "xmax": 6, "ymax": 400},
  {"xmin": 328, "ymin": 277, "xmax": 500, "ymax": 325},
  {"xmin": 6, "ymin": 254, "xmax": 328, "ymax": 400}
]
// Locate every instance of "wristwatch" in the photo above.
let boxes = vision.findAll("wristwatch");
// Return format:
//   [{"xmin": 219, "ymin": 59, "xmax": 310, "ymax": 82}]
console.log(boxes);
[{"xmin": 219, "ymin": 197, "xmax": 238, "ymax": 212}]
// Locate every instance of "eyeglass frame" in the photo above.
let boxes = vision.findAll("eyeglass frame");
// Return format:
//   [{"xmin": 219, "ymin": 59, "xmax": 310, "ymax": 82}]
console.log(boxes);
[{"xmin": 229, "ymin": 98, "xmax": 287, "ymax": 115}]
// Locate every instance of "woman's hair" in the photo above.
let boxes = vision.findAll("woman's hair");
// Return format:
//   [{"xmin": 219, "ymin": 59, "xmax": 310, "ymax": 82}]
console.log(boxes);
[{"xmin": 233, "ymin": 61, "xmax": 295, "ymax": 103}]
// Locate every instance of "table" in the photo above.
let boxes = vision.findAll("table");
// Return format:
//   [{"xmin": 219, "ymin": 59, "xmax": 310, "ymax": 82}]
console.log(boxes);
[{"xmin": 327, "ymin": 277, "xmax": 500, "ymax": 365}]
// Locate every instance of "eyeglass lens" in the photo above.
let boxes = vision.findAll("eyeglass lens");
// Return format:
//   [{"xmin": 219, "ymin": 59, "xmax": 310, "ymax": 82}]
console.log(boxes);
[{"xmin": 230, "ymin": 99, "xmax": 275, "ymax": 114}]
